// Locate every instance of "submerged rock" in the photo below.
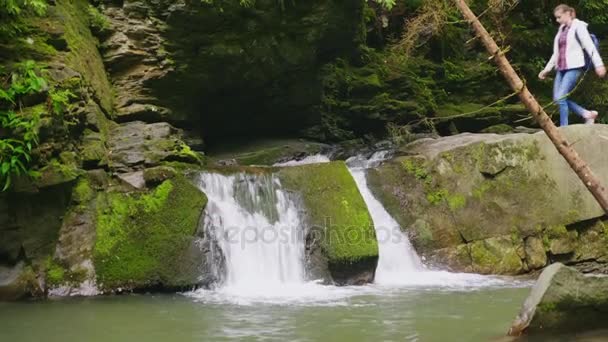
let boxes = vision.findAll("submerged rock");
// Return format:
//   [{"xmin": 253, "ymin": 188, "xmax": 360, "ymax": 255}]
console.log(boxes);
[
  {"xmin": 368, "ymin": 125, "xmax": 608, "ymax": 275},
  {"xmin": 509, "ymin": 263, "xmax": 608, "ymax": 336}
]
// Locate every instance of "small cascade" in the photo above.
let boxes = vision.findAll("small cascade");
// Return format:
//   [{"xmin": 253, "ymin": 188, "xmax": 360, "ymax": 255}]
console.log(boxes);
[
  {"xmin": 347, "ymin": 152, "xmax": 424, "ymax": 284},
  {"xmin": 197, "ymin": 172, "xmax": 306, "ymax": 292},
  {"xmin": 273, "ymin": 154, "xmax": 331, "ymax": 167}
]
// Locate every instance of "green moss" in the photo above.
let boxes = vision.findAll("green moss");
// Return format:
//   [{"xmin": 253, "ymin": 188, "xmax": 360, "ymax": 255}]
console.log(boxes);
[
  {"xmin": 45, "ymin": 257, "xmax": 90, "ymax": 287},
  {"xmin": 470, "ymin": 241, "xmax": 500, "ymax": 270},
  {"xmin": 447, "ymin": 193, "xmax": 466, "ymax": 211},
  {"xmin": 402, "ymin": 158, "xmax": 429, "ymax": 181},
  {"xmin": 176, "ymin": 143, "xmax": 204, "ymax": 165},
  {"xmin": 470, "ymin": 237, "xmax": 524, "ymax": 274},
  {"xmin": 35, "ymin": 159, "xmax": 82, "ymax": 188},
  {"xmin": 72, "ymin": 177, "xmax": 93, "ymax": 204},
  {"xmin": 54, "ymin": 0, "xmax": 114, "ymax": 113},
  {"xmin": 278, "ymin": 161, "xmax": 378, "ymax": 263},
  {"xmin": 141, "ymin": 180, "xmax": 173, "ymax": 213},
  {"xmin": 426, "ymin": 189, "xmax": 448, "ymax": 205},
  {"xmin": 411, "ymin": 220, "xmax": 434, "ymax": 249},
  {"xmin": 545, "ymin": 225, "xmax": 569, "ymax": 239},
  {"xmin": 45, "ymin": 258, "xmax": 66, "ymax": 286},
  {"xmin": 480, "ymin": 124, "xmax": 514, "ymax": 134},
  {"xmin": 93, "ymin": 175, "xmax": 207, "ymax": 289}
]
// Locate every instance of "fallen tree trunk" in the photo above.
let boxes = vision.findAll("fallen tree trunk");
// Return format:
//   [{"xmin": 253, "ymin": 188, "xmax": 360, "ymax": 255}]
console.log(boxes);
[{"xmin": 453, "ymin": 0, "xmax": 608, "ymax": 214}]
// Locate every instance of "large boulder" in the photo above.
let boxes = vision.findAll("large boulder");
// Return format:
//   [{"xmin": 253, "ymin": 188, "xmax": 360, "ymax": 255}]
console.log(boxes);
[
  {"xmin": 93, "ymin": 174, "xmax": 208, "ymax": 292},
  {"xmin": 278, "ymin": 161, "xmax": 378, "ymax": 285},
  {"xmin": 368, "ymin": 125, "xmax": 608, "ymax": 275},
  {"xmin": 509, "ymin": 263, "xmax": 608, "ymax": 336}
]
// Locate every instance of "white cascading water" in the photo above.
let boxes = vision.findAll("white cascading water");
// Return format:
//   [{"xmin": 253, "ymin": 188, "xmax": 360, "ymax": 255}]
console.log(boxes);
[
  {"xmin": 347, "ymin": 152, "xmax": 424, "ymax": 285},
  {"xmin": 347, "ymin": 151, "xmax": 509, "ymax": 287},
  {"xmin": 189, "ymin": 153, "xmax": 516, "ymax": 305},
  {"xmin": 197, "ymin": 173, "xmax": 306, "ymax": 293}
]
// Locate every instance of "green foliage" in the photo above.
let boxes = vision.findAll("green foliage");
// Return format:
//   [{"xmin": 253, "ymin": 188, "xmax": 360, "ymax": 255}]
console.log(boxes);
[
  {"xmin": 87, "ymin": 4, "xmax": 110, "ymax": 33},
  {"xmin": 0, "ymin": 60, "xmax": 47, "ymax": 191},
  {"xmin": 45, "ymin": 257, "xmax": 66, "ymax": 286},
  {"xmin": 0, "ymin": 0, "xmax": 47, "ymax": 39},
  {"xmin": 372, "ymin": 0, "xmax": 397, "ymax": 10},
  {"xmin": 48, "ymin": 87, "xmax": 76, "ymax": 115}
]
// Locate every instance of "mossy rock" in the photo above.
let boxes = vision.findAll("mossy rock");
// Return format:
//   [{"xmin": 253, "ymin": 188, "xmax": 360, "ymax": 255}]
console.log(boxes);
[
  {"xmin": 368, "ymin": 126, "xmax": 608, "ymax": 275},
  {"xmin": 93, "ymin": 174, "xmax": 207, "ymax": 291},
  {"xmin": 510, "ymin": 263, "xmax": 608, "ymax": 336},
  {"xmin": 470, "ymin": 236, "xmax": 524, "ymax": 275},
  {"xmin": 278, "ymin": 162, "xmax": 378, "ymax": 265}
]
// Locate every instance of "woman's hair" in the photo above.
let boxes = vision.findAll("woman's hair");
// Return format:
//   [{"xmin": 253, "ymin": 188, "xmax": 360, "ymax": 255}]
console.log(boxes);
[{"xmin": 554, "ymin": 4, "xmax": 576, "ymax": 17}]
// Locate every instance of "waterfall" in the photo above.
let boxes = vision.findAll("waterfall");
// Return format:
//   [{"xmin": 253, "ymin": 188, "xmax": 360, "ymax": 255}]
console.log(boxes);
[
  {"xmin": 197, "ymin": 172, "xmax": 306, "ymax": 292},
  {"xmin": 347, "ymin": 152, "xmax": 424, "ymax": 285}
]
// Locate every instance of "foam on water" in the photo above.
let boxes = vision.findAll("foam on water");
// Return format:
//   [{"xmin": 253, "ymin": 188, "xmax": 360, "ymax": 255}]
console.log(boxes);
[{"xmin": 188, "ymin": 154, "xmax": 529, "ymax": 306}]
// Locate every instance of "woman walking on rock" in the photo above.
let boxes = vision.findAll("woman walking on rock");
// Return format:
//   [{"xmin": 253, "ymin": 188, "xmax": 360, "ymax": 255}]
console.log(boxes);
[{"xmin": 538, "ymin": 4, "xmax": 606, "ymax": 126}]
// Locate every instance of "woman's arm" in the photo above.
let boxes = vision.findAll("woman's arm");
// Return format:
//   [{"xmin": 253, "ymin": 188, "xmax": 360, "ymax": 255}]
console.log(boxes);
[{"xmin": 543, "ymin": 52, "xmax": 557, "ymax": 73}]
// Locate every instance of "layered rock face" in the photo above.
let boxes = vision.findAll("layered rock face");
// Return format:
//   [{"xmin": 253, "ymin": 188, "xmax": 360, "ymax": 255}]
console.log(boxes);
[
  {"xmin": 99, "ymin": 0, "xmax": 366, "ymax": 143},
  {"xmin": 0, "ymin": 0, "xmax": 209, "ymax": 299},
  {"xmin": 368, "ymin": 125, "xmax": 608, "ymax": 275}
]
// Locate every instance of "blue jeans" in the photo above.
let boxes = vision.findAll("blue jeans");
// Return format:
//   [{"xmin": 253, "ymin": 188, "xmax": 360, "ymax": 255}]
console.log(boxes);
[{"xmin": 553, "ymin": 68, "xmax": 587, "ymax": 126}]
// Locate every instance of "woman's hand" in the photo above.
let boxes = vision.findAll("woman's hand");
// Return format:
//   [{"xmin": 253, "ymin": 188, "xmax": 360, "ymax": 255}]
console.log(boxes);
[
  {"xmin": 596, "ymin": 66, "xmax": 607, "ymax": 78},
  {"xmin": 538, "ymin": 70, "xmax": 549, "ymax": 80}
]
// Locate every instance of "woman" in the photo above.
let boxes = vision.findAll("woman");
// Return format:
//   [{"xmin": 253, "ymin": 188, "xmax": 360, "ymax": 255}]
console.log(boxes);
[{"xmin": 538, "ymin": 4, "xmax": 606, "ymax": 126}]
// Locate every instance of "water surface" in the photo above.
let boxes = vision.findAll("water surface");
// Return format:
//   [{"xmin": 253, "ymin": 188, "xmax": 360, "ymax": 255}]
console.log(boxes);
[{"xmin": 1, "ymin": 285, "xmax": 531, "ymax": 342}]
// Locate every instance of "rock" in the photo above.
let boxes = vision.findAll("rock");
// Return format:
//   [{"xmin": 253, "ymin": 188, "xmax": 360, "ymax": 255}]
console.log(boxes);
[
  {"xmin": 278, "ymin": 161, "xmax": 378, "ymax": 285},
  {"xmin": 368, "ymin": 125, "xmax": 608, "ymax": 275},
  {"xmin": 509, "ymin": 263, "xmax": 608, "ymax": 336},
  {"xmin": 524, "ymin": 236, "xmax": 547, "ymax": 270},
  {"xmin": 86, "ymin": 169, "xmax": 109, "ymax": 190},
  {"xmin": 100, "ymin": 5, "xmax": 174, "ymax": 124},
  {"xmin": 81, "ymin": 130, "xmax": 107, "ymax": 168},
  {"xmin": 107, "ymin": 121, "xmax": 201, "ymax": 172},
  {"xmin": 100, "ymin": 0, "xmax": 365, "ymax": 141},
  {"xmin": 143, "ymin": 166, "xmax": 177, "ymax": 186},
  {"xmin": 1, "ymin": 186, "xmax": 72, "ymax": 264},
  {"xmin": 48, "ymin": 190, "xmax": 98, "ymax": 294},
  {"xmin": 470, "ymin": 236, "xmax": 525, "ymax": 275},
  {"xmin": 117, "ymin": 171, "xmax": 146, "ymax": 189},
  {"xmin": 0, "ymin": 262, "xmax": 42, "ymax": 301},
  {"xmin": 114, "ymin": 103, "xmax": 173, "ymax": 123},
  {"xmin": 34, "ymin": 161, "xmax": 82, "ymax": 189},
  {"xmin": 543, "ymin": 225, "xmax": 577, "ymax": 256},
  {"xmin": 93, "ymin": 175, "xmax": 208, "ymax": 291},
  {"xmin": 208, "ymin": 139, "xmax": 330, "ymax": 166}
]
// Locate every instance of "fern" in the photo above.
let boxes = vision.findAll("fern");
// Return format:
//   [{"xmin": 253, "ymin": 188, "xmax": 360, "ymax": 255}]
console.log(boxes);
[
  {"xmin": 0, "ymin": 61, "xmax": 48, "ymax": 191},
  {"xmin": 0, "ymin": 0, "xmax": 47, "ymax": 39}
]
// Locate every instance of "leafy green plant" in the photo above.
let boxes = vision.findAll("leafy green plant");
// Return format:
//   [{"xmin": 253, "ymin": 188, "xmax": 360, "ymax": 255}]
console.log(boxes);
[
  {"xmin": 87, "ymin": 4, "xmax": 110, "ymax": 33},
  {"xmin": 0, "ymin": 60, "xmax": 48, "ymax": 190},
  {"xmin": 48, "ymin": 88, "xmax": 76, "ymax": 115}
]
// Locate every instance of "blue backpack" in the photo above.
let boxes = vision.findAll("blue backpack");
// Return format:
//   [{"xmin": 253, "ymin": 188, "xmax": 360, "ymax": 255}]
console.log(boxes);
[{"xmin": 575, "ymin": 30, "xmax": 600, "ymax": 71}]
